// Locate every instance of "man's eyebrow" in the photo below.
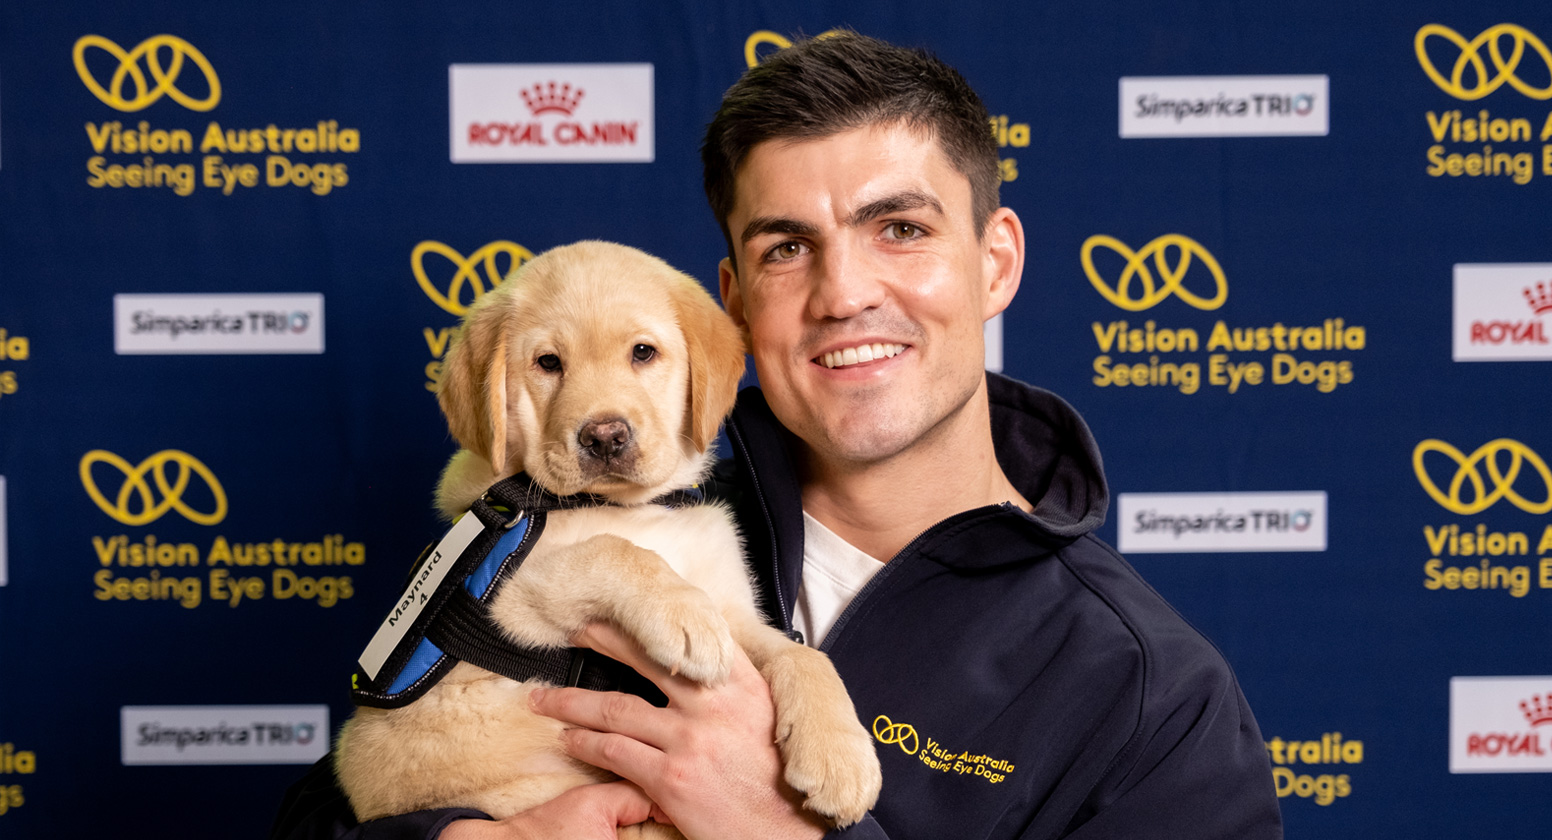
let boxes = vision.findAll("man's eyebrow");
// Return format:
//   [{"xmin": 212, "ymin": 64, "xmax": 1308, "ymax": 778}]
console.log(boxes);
[
  {"xmin": 737, "ymin": 190, "xmax": 943, "ymax": 247},
  {"xmin": 739, "ymin": 216, "xmax": 821, "ymax": 247},
  {"xmin": 844, "ymin": 190, "xmax": 943, "ymax": 227}
]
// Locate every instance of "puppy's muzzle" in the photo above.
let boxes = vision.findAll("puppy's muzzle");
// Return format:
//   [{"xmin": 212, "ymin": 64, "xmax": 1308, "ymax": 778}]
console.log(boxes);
[{"xmin": 577, "ymin": 417, "xmax": 637, "ymax": 473}]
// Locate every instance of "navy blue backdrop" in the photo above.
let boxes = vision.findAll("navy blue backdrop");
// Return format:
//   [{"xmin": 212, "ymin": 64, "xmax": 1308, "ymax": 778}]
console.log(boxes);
[{"xmin": 2, "ymin": 1, "xmax": 1551, "ymax": 836}]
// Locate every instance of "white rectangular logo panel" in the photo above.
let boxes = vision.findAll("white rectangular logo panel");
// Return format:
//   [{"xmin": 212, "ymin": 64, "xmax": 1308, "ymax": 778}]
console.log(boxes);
[
  {"xmin": 1118, "ymin": 491, "xmax": 1328, "ymax": 553},
  {"xmin": 1450, "ymin": 676, "xmax": 1552, "ymax": 773},
  {"xmin": 450, "ymin": 64, "xmax": 654, "ymax": 163},
  {"xmin": 121, "ymin": 705, "xmax": 329, "ymax": 765},
  {"xmin": 1120, "ymin": 75, "xmax": 1329, "ymax": 138},
  {"xmin": 1453, "ymin": 263, "xmax": 1552, "ymax": 361},
  {"xmin": 114, "ymin": 294, "xmax": 324, "ymax": 355}
]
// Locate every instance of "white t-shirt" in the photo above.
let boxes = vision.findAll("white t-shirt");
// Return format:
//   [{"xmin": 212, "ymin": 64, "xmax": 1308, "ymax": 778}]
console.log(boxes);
[{"xmin": 792, "ymin": 511, "xmax": 886, "ymax": 649}]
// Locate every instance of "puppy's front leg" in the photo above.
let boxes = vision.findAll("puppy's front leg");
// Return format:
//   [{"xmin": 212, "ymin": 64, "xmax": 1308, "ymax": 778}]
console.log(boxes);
[
  {"xmin": 486, "ymin": 534, "xmax": 736, "ymax": 685},
  {"xmin": 728, "ymin": 613, "xmax": 882, "ymax": 827}
]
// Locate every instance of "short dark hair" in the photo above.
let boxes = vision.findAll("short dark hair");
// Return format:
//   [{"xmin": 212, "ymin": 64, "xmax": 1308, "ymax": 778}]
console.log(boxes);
[{"xmin": 701, "ymin": 32, "xmax": 1001, "ymax": 261}]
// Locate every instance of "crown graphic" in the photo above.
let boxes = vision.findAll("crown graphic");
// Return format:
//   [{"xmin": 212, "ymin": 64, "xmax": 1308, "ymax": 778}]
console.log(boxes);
[
  {"xmin": 1523, "ymin": 282, "xmax": 1552, "ymax": 316},
  {"xmin": 1521, "ymin": 694, "xmax": 1552, "ymax": 727},
  {"xmin": 520, "ymin": 81, "xmax": 584, "ymax": 116}
]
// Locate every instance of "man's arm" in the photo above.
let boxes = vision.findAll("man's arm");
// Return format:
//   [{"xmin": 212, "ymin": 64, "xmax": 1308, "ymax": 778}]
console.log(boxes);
[
  {"xmin": 271, "ymin": 750, "xmax": 660, "ymax": 840},
  {"xmin": 1048, "ymin": 658, "xmax": 1284, "ymax": 840},
  {"xmin": 269, "ymin": 756, "xmax": 488, "ymax": 840},
  {"xmin": 531, "ymin": 622, "xmax": 831, "ymax": 840}
]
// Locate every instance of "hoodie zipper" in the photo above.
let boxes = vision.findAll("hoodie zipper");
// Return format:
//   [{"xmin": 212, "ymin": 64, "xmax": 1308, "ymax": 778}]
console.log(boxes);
[
  {"xmin": 817, "ymin": 504, "xmax": 1008, "ymax": 653},
  {"xmin": 728, "ymin": 417, "xmax": 793, "ymax": 631}
]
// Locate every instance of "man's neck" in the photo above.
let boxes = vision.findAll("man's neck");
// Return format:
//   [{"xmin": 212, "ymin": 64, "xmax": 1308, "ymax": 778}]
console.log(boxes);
[{"xmin": 797, "ymin": 383, "xmax": 1031, "ymax": 561}]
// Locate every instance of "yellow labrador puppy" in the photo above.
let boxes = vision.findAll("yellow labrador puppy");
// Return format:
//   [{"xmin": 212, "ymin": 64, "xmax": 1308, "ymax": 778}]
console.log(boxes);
[{"xmin": 335, "ymin": 241, "xmax": 880, "ymax": 835}]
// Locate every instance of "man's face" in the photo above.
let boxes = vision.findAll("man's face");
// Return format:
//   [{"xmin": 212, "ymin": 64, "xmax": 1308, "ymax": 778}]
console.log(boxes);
[{"xmin": 719, "ymin": 121, "xmax": 1021, "ymax": 468}]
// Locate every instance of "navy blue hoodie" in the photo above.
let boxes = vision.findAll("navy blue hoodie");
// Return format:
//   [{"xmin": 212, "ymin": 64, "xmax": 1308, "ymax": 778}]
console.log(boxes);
[
  {"xmin": 272, "ymin": 374, "xmax": 1282, "ymax": 840},
  {"xmin": 724, "ymin": 374, "xmax": 1283, "ymax": 839}
]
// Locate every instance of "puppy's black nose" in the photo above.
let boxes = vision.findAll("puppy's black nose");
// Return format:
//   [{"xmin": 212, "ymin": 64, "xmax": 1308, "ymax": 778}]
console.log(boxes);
[{"xmin": 578, "ymin": 418, "xmax": 632, "ymax": 461}]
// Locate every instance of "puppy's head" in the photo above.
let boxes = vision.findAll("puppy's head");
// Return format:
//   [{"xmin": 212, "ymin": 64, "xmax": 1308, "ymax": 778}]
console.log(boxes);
[{"xmin": 437, "ymin": 241, "xmax": 745, "ymax": 511}]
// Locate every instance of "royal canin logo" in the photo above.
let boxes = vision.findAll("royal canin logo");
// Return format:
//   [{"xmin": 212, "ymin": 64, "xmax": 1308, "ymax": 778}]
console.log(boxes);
[
  {"xmin": 1470, "ymin": 283, "xmax": 1550, "ymax": 345},
  {"xmin": 519, "ymin": 81, "xmax": 584, "ymax": 116},
  {"xmin": 1524, "ymin": 282, "xmax": 1552, "ymax": 316},
  {"xmin": 1522, "ymin": 693, "xmax": 1552, "ymax": 728}
]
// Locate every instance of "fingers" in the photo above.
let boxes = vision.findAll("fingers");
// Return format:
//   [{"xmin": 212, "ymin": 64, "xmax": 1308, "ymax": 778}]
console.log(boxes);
[
  {"xmin": 560, "ymin": 725, "xmax": 668, "ymax": 783},
  {"xmin": 550, "ymin": 779, "xmax": 662, "ymax": 828},
  {"xmin": 531, "ymin": 685, "xmax": 675, "ymax": 748},
  {"xmin": 462, "ymin": 780, "xmax": 667, "ymax": 839}
]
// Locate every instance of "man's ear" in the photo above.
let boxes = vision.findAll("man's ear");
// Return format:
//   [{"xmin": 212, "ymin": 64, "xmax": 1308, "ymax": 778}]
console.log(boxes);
[
  {"xmin": 981, "ymin": 207, "xmax": 1025, "ymax": 319},
  {"xmin": 677, "ymin": 269, "xmax": 747, "ymax": 451},
  {"xmin": 718, "ymin": 256, "xmax": 751, "ymax": 343},
  {"xmin": 437, "ymin": 289, "xmax": 519, "ymax": 473}
]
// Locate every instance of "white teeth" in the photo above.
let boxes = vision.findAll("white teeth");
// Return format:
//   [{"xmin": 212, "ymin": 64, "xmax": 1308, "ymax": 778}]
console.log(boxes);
[{"xmin": 819, "ymin": 343, "xmax": 905, "ymax": 369}]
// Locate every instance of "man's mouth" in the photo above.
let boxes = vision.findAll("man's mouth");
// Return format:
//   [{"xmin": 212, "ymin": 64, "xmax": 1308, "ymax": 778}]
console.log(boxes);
[{"xmin": 817, "ymin": 342, "xmax": 906, "ymax": 370}]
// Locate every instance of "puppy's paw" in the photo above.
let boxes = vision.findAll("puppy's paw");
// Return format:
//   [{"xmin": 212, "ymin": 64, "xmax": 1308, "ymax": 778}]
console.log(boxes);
[
  {"xmin": 617, "ymin": 586, "xmax": 735, "ymax": 685},
  {"xmin": 782, "ymin": 713, "xmax": 881, "ymax": 826},
  {"xmin": 767, "ymin": 653, "xmax": 883, "ymax": 826}
]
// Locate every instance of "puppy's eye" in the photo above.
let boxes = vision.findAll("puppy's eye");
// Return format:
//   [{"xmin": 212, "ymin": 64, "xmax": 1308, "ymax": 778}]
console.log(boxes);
[
  {"xmin": 632, "ymin": 344, "xmax": 656, "ymax": 363},
  {"xmin": 537, "ymin": 354, "xmax": 562, "ymax": 372}
]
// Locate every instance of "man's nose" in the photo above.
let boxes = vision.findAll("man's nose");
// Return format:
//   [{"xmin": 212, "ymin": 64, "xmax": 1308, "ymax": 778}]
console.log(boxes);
[{"xmin": 808, "ymin": 240, "xmax": 888, "ymax": 320}]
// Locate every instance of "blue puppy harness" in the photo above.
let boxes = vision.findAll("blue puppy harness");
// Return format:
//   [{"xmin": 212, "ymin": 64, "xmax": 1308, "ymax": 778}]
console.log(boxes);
[{"xmin": 350, "ymin": 473, "xmax": 694, "ymax": 709}]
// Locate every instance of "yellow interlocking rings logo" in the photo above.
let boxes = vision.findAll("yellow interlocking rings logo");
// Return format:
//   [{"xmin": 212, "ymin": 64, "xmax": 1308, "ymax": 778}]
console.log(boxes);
[
  {"xmin": 412, "ymin": 240, "xmax": 533, "ymax": 316},
  {"xmin": 1413, "ymin": 439, "xmax": 1552, "ymax": 515},
  {"xmin": 79, "ymin": 449, "xmax": 228, "ymax": 526},
  {"xmin": 73, "ymin": 34, "xmax": 221, "ymax": 112},
  {"xmin": 744, "ymin": 29, "xmax": 848, "ymax": 68},
  {"xmin": 872, "ymin": 715, "xmax": 919, "ymax": 755},
  {"xmin": 1080, "ymin": 234, "xmax": 1228, "ymax": 312},
  {"xmin": 1415, "ymin": 24, "xmax": 1552, "ymax": 101}
]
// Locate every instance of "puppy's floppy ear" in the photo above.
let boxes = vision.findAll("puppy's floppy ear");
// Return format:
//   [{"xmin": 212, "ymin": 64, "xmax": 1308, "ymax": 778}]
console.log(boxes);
[
  {"xmin": 670, "ymin": 273, "xmax": 747, "ymax": 451},
  {"xmin": 437, "ymin": 290, "xmax": 518, "ymax": 473}
]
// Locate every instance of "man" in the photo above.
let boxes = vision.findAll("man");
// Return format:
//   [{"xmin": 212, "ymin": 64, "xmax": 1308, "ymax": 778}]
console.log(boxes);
[{"xmin": 275, "ymin": 32, "xmax": 1283, "ymax": 840}]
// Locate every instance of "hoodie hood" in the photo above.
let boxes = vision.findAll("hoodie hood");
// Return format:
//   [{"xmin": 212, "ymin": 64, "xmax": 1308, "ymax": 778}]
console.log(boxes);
[{"xmin": 985, "ymin": 371, "xmax": 1109, "ymax": 539}]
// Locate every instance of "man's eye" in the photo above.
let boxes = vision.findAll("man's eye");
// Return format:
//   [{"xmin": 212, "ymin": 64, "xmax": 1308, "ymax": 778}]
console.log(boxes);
[
  {"xmin": 885, "ymin": 222, "xmax": 923, "ymax": 240},
  {"xmin": 763, "ymin": 241, "xmax": 809, "ymax": 262},
  {"xmin": 537, "ymin": 354, "xmax": 562, "ymax": 372}
]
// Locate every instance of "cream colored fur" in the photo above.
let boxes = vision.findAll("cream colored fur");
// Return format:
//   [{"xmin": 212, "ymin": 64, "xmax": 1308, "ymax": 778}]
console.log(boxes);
[{"xmin": 334, "ymin": 241, "xmax": 881, "ymax": 835}]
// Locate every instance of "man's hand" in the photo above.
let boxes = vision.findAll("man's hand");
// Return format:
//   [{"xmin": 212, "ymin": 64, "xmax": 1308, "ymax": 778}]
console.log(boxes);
[
  {"xmin": 529, "ymin": 622, "xmax": 830, "ymax": 840},
  {"xmin": 438, "ymin": 780, "xmax": 664, "ymax": 839}
]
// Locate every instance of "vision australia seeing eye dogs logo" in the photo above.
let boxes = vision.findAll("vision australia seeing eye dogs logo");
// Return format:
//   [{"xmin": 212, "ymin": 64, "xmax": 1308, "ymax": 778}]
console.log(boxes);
[
  {"xmin": 412, "ymin": 240, "xmax": 533, "ymax": 316},
  {"xmin": 1413, "ymin": 439, "xmax": 1552, "ymax": 515},
  {"xmin": 743, "ymin": 29, "xmax": 848, "ymax": 68},
  {"xmin": 872, "ymin": 716, "xmax": 919, "ymax": 755},
  {"xmin": 72, "ymin": 34, "xmax": 221, "ymax": 112},
  {"xmin": 1081, "ymin": 234, "xmax": 1228, "ymax": 311},
  {"xmin": 79, "ymin": 449, "xmax": 228, "ymax": 525},
  {"xmin": 1415, "ymin": 24, "xmax": 1552, "ymax": 101}
]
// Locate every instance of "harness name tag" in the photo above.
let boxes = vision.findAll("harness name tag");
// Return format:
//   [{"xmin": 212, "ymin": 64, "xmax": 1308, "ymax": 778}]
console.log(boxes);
[{"xmin": 357, "ymin": 513, "xmax": 486, "ymax": 681}]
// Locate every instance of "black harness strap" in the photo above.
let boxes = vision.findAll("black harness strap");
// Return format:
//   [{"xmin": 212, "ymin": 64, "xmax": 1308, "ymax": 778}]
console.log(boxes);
[
  {"xmin": 425, "ymin": 587, "xmax": 628, "ymax": 692},
  {"xmin": 350, "ymin": 473, "xmax": 692, "ymax": 709}
]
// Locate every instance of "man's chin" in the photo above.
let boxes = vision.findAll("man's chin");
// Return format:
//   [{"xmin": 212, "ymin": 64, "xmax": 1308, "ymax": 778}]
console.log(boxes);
[{"xmin": 805, "ymin": 414, "xmax": 923, "ymax": 467}]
